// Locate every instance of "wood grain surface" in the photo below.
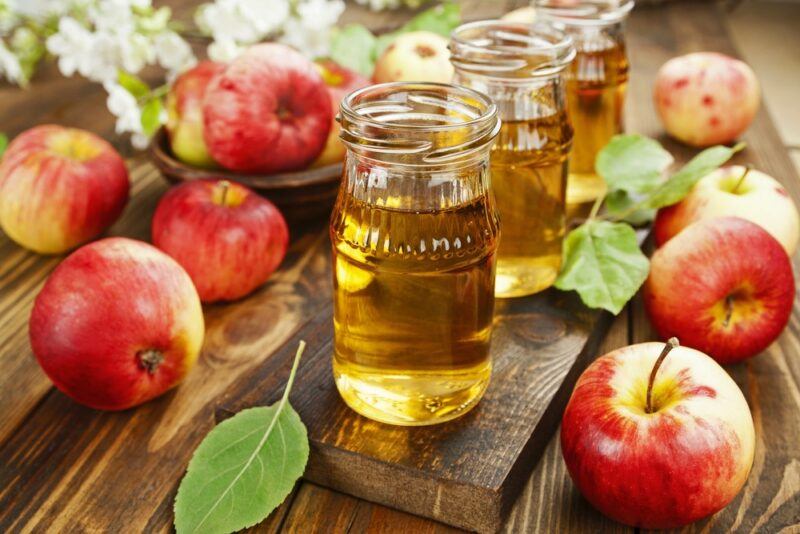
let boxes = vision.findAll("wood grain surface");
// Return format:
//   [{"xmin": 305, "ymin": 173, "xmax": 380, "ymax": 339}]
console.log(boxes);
[{"xmin": 1, "ymin": 1, "xmax": 798, "ymax": 533}]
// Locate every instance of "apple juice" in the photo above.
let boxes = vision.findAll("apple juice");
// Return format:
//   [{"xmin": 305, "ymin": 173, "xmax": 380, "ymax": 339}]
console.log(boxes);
[
  {"xmin": 332, "ymin": 82, "xmax": 501, "ymax": 425},
  {"xmin": 331, "ymin": 192, "xmax": 497, "ymax": 425},
  {"xmin": 491, "ymin": 113, "xmax": 572, "ymax": 297},
  {"xmin": 566, "ymin": 41, "xmax": 629, "ymax": 209},
  {"xmin": 451, "ymin": 20, "xmax": 575, "ymax": 297}
]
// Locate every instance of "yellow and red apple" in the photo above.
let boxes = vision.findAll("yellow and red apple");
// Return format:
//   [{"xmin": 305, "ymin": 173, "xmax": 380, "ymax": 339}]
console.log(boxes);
[
  {"xmin": 373, "ymin": 31, "xmax": 454, "ymax": 84},
  {"xmin": 0, "ymin": 125, "xmax": 129, "ymax": 254},
  {"xmin": 645, "ymin": 217, "xmax": 794, "ymax": 364},
  {"xmin": 166, "ymin": 60, "xmax": 226, "ymax": 168},
  {"xmin": 152, "ymin": 179, "xmax": 289, "ymax": 303},
  {"xmin": 29, "ymin": 238, "xmax": 204, "ymax": 410},
  {"xmin": 654, "ymin": 165, "xmax": 799, "ymax": 256},
  {"xmin": 202, "ymin": 44, "xmax": 332, "ymax": 173},
  {"xmin": 311, "ymin": 59, "xmax": 370, "ymax": 167},
  {"xmin": 654, "ymin": 52, "xmax": 760, "ymax": 147},
  {"xmin": 561, "ymin": 340, "xmax": 755, "ymax": 529}
]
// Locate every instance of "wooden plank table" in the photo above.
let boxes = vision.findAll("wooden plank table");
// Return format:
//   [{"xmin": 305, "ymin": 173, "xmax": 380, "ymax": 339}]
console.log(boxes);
[{"xmin": 1, "ymin": 1, "xmax": 798, "ymax": 532}]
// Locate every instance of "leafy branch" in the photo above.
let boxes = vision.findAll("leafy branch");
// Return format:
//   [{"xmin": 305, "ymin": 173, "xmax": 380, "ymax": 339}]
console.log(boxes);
[{"xmin": 554, "ymin": 135, "xmax": 744, "ymax": 314}]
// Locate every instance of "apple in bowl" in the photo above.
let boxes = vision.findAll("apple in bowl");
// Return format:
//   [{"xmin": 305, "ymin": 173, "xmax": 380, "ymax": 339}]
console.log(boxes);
[
  {"xmin": 654, "ymin": 52, "xmax": 760, "ymax": 147},
  {"xmin": 561, "ymin": 339, "xmax": 755, "ymax": 529},
  {"xmin": 312, "ymin": 59, "xmax": 371, "ymax": 167},
  {"xmin": 654, "ymin": 165, "xmax": 800, "ymax": 256},
  {"xmin": 152, "ymin": 179, "xmax": 289, "ymax": 303},
  {"xmin": 0, "ymin": 125, "xmax": 129, "ymax": 254},
  {"xmin": 203, "ymin": 43, "xmax": 332, "ymax": 173},
  {"xmin": 166, "ymin": 60, "xmax": 226, "ymax": 169},
  {"xmin": 29, "ymin": 238, "xmax": 204, "ymax": 410},
  {"xmin": 645, "ymin": 217, "xmax": 794, "ymax": 364}
]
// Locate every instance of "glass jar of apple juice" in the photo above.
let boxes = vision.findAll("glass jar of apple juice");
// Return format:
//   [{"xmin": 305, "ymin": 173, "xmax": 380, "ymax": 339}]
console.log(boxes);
[
  {"xmin": 537, "ymin": 0, "xmax": 634, "ymax": 213},
  {"xmin": 450, "ymin": 20, "xmax": 575, "ymax": 298},
  {"xmin": 331, "ymin": 82, "xmax": 501, "ymax": 426}
]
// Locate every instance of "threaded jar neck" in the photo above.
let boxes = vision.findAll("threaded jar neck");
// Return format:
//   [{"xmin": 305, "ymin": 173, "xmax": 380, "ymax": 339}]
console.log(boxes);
[
  {"xmin": 535, "ymin": 0, "xmax": 634, "ymax": 27},
  {"xmin": 338, "ymin": 82, "xmax": 500, "ymax": 169},
  {"xmin": 449, "ymin": 21, "xmax": 575, "ymax": 81}
]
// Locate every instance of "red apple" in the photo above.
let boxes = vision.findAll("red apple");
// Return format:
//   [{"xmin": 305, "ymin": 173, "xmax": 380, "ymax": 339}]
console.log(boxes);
[
  {"xmin": 203, "ymin": 43, "xmax": 332, "ymax": 173},
  {"xmin": 166, "ymin": 60, "xmax": 226, "ymax": 168},
  {"xmin": 644, "ymin": 217, "xmax": 794, "ymax": 364},
  {"xmin": 311, "ymin": 59, "xmax": 370, "ymax": 167},
  {"xmin": 561, "ymin": 340, "xmax": 755, "ymax": 529},
  {"xmin": 373, "ymin": 31, "xmax": 454, "ymax": 84},
  {"xmin": 654, "ymin": 52, "xmax": 760, "ymax": 147},
  {"xmin": 0, "ymin": 125, "xmax": 129, "ymax": 254},
  {"xmin": 654, "ymin": 165, "xmax": 800, "ymax": 256},
  {"xmin": 29, "ymin": 238, "xmax": 204, "ymax": 410},
  {"xmin": 152, "ymin": 179, "xmax": 289, "ymax": 303}
]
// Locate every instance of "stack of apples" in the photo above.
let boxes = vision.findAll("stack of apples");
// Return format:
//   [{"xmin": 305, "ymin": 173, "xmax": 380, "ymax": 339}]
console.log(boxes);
[{"xmin": 166, "ymin": 43, "xmax": 369, "ymax": 172}]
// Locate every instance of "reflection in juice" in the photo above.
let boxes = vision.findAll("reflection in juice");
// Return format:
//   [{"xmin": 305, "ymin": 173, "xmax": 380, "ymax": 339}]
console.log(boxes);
[
  {"xmin": 566, "ymin": 41, "xmax": 629, "ymax": 211},
  {"xmin": 331, "ymin": 176, "xmax": 499, "ymax": 425},
  {"xmin": 492, "ymin": 113, "xmax": 572, "ymax": 298}
]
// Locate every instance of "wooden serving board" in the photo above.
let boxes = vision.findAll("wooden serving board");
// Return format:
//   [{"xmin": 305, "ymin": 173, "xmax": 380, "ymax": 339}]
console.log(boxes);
[{"xmin": 218, "ymin": 245, "xmax": 623, "ymax": 533}]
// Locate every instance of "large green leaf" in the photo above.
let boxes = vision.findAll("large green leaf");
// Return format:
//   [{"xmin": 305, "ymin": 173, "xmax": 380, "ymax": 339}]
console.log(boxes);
[
  {"xmin": 555, "ymin": 221, "xmax": 649, "ymax": 315},
  {"xmin": 174, "ymin": 344, "xmax": 309, "ymax": 534},
  {"xmin": 644, "ymin": 143, "xmax": 744, "ymax": 209},
  {"xmin": 140, "ymin": 97, "xmax": 163, "ymax": 137},
  {"xmin": 0, "ymin": 133, "xmax": 8, "ymax": 159},
  {"xmin": 595, "ymin": 134, "xmax": 674, "ymax": 194},
  {"xmin": 329, "ymin": 24, "xmax": 378, "ymax": 77}
]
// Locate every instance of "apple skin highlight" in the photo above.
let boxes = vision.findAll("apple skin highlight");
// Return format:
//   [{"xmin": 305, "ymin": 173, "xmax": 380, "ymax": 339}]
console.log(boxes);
[{"xmin": 561, "ymin": 342, "xmax": 755, "ymax": 529}]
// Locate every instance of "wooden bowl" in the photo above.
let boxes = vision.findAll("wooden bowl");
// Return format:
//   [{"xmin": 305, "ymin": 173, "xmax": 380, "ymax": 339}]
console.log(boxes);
[{"xmin": 149, "ymin": 128, "xmax": 342, "ymax": 222}]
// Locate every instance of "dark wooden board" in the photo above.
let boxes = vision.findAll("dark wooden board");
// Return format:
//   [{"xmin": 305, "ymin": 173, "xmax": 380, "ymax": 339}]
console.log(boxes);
[{"xmin": 219, "ymin": 281, "xmax": 616, "ymax": 533}]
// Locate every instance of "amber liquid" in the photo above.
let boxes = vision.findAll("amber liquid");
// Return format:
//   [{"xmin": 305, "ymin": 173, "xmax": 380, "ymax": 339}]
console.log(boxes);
[
  {"xmin": 566, "ymin": 42, "xmax": 629, "ymax": 212},
  {"xmin": 492, "ymin": 113, "xmax": 572, "ymax": 298},
  {"xmin": 330, "ymin": 179, "xmax": 499, "ymax": 425}
]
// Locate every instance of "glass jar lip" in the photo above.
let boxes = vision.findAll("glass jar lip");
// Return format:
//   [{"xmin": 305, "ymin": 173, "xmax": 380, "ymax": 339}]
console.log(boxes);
[
  {"xmin": 340, "ymin": 81, "xmax": 498, "ymax": 133},
  {"xmin": 338, "ymin": 82, "xmax": 500, "ymax": 166},
  {"xmin": 536, "ymin": 0, "xmax": 635, "ymax": 27},
  {"xmin": 449, "ymin": 20, "xmax": 576, "ymax": 79}
]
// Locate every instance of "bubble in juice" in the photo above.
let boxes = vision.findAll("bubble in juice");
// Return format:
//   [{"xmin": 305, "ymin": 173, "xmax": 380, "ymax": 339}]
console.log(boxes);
[{"xmin": 330, "ymin": 180, "xmax": 499, "ymax": 425}]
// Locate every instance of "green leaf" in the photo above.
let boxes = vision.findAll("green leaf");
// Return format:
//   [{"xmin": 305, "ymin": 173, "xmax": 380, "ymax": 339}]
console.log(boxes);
[
  {"xmin": 604, "ymin": 190, "xmax": 656, "ymax": 226},
  {"xmin": 118, "ymin": 70, "xmax": 150, "ymax": 99},
  {"xmin": 0, "ymin": 133, "xmax": 8, "ymax": 159},
  {"xmin": 397, "ymin": 1, "xmax": 461, "ymax": 38},
  {"xmin": 174, "ymin": 342, "xmax": 309, "ymax": 534},
  {"xmin": 644, "ymin": 143, "xmax": 744, "ymax": 209},
  {"xmin": 596, "ymin": 134, "xmax": 674, "ymax": 194},
  {"xmin": 555, "ymin": 221, "xmax": 649, "ymax": 315},
  {"xmin": 329, "ymin": 24, "xmax": 378, "ymax": 77},
  {"xmin": 140, "ymin": 97, "xmax": 163, "ymax": 137}
]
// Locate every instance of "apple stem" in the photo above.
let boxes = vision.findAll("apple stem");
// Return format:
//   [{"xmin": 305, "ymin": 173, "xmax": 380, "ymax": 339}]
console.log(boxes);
[
  {"xmin": 731, "ymin": 165, "xmax": 752, "ymax": 194},
  {"xmin": 218, "ymin": 180, "xmax": 230, "ymax": 206},
  {"xmin": 138, "ymin": 349, "xmax": 164, "ymax": 374},
  {"xmin": 723, "ymin": 294, "xmax": 735, "ymax": 327},
  {"xmin": 645, "ymin": 337, "xmax": 680, "ymax": 414}
]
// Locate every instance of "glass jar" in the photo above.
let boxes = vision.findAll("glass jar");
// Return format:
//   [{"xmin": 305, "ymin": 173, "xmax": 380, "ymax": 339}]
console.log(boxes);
[
  {"xmin": 537, "ymin": 0, "xmax": 634, "ymax": 212},
  {"xmin": 331, "ymin": 82, "xmax": 501, "ymax": 426},
  {"xmin": 450, "ymin": 20, "xmax": 575, "ymax": 298}
]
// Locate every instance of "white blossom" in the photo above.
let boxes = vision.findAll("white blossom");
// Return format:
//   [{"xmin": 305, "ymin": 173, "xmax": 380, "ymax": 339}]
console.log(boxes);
[
  {"xmin": 0, "ymin": 39, "xmax": 22, "ymax": 83},
  {"xmin": 104, "ymin": 80, "xmax": 150, "ymax": 149},
  {"xmin": 207, "ymin": 36, "xmax": 242, "ymax": 62},
  {"xmin": 7, "ymin": 0, "xmax": 74, "ymax": 21},
  {"xmin": 153, "ymin": 31, "xmax": 196, "ymax": 76},
  {"xmin": 46, "ymin": 17, "xmax": 104, "ymax": 80},
  {"xmin": 278, "ymin": 0, "xmax": 344, "ymax": 57}
]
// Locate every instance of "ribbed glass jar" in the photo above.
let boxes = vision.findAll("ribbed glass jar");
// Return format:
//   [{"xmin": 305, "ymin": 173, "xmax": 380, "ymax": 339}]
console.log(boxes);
[
  {"xmin": 450, "ymin": 20, "xmax": 575, "ymax": 298},
  {"xmin": 537, "ymin": 0, "xmax": 634, "ymax": 212},
  {"xmin": 331, "ymin": 82, "xmax": 501, "ymax": 425}
]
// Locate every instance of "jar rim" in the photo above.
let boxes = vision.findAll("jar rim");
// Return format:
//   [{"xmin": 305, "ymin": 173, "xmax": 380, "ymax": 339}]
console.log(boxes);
[
  {"xmin": 536, "ymin": 0, "xmax": 635, "ymax": 26},
  {"xmin": 449, "ymin": 20, "xmax": 576, "ymax": 79},
  {"xmin": 338, "ymin": 82, "xmax": 500, "ymax": 165}
]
